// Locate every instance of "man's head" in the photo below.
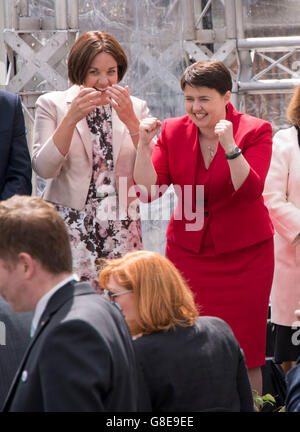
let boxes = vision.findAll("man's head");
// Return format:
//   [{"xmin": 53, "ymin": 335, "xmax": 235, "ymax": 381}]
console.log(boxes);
[{"xmin": 0, "ymin": 196, "xmax": 72, "ymax": 311}]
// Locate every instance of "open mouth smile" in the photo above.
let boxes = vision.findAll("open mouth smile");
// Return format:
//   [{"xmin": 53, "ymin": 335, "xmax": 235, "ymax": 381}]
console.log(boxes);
[
  {"xmin": 194, "ymin": 113, "xmax": 207, "ymax": 119},
  {"xmin": 93, "ymin": 87, "xmax": 108, "ymax": 93}
]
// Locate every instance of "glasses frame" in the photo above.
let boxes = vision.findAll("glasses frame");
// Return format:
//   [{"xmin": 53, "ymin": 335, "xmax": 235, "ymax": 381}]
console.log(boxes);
[{"xmin": 103, "ymin": 289, "xmax": 133, "ymax": 302}]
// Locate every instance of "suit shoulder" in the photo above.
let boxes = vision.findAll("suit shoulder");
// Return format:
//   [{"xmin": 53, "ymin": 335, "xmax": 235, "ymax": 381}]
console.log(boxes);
[
  {"xmin": 162, "ymin": 115, "xmax": 190, "ymax": 127},
  {"xmin": 273, "ymin": 126, "xmax": 296, "ymax": 143},
  {"xmin": 64, "ymin": 292, "xmax": 128, "ymax": 334},
  {"xmin": 0, "ymin": 90, "xmax": 19, "ymax": 113},
  {"xmin": 161, "ymin": 115, "xmax": 193, "ymax": 135},
  {"xmin": 35, "ymin": 90, "xmax": 67, "ymax": 108},
  {"xmin": 238, "ymin": 111, "xmax": 272, "ymax": 132},
  {"xmin": 196, "ymin": 316, "xmax": 239, "ymax": 344},
  {"xmin": 0, "ymin": 90, "xmax": 18, "ymax": 103},
  {"xmin": 272, "ymin": 126, "xmax": 298, "ymax": 153}
]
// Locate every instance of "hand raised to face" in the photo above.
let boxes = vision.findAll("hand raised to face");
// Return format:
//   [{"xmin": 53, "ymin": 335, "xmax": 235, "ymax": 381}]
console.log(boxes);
[
  {"xmin": 104, "ymin": 85, "xmax": 138, "ymax": 129},
  {"xmin": 66, "ymin": 87, "xmax": 105, "ymax": 125}
]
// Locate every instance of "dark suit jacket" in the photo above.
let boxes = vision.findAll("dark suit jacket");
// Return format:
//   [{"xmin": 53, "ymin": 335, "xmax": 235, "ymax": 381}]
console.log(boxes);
[
  {"xmin": 133, "ymin": 316, "xmax": 254, "ymax": 412},
  {"xmin": 285, "ymin": 358, "xmax": 300, "ymax": 412},
  {"xmin": 151, "ymin": 102, "xmax": 274, "ymax": 254},
  {"xmin": 0, "ymin": 90, "xmax": 32, "ymax": 199},
  {"xmin": 2, "ymin": 281, "xmax": 138, "ymax": 412},
  {"xmin": 0, "ymin": 298, "xmax": 32, "ymax": 409}
]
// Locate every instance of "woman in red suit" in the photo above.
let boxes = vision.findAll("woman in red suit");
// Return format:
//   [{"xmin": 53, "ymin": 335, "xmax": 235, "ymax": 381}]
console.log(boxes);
[{"xmin": 134, "ymin": 60, "xmax": 274, "ymax": 394}]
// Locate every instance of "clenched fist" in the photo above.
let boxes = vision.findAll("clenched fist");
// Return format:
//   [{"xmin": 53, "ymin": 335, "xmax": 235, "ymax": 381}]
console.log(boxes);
[
  {"xmin": 139, "ymin": 117, "xmax": 161, "ymax": 147},
  {"xmin": 214, "ymin": 119, "xmax": 236, "ymax": 153}
]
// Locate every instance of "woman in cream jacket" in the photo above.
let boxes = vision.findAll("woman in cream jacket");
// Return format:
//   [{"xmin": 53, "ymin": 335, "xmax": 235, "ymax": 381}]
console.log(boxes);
[
  {"xmin": 32, "ymin": 31, "xmax": 150, "ymax": 290},
  {"xmin": 264, "ymin": 85, "xmax": 300, "ymax": 371}
]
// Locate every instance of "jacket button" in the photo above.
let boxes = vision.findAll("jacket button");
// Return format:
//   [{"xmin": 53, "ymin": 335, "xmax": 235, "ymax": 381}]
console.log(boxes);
[
  {"xmin": 204, "ymin": 211, "xmax": 209, "ymax": 217},
  {"xmin": 21, "ymin": 370, "xmax": 28, "ymax": 382}
]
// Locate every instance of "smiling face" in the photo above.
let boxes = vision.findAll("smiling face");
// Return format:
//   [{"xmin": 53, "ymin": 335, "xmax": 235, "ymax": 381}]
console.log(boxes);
[
  {"xmin": 84, "ymin": 51, "xmax": 119, "ymax": 103},
  {"xmin": 184, "ymin": 85, "xmax": 231, "ymax": 133}
]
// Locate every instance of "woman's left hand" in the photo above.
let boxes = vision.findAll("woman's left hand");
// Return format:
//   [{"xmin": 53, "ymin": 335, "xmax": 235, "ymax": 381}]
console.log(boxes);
[
  {"xmin": 214, "ymin": 119, "xmax": 236, "ymax": 153},
  {"xmin": 105, "ymin": 84, "xmax": 139, "ymax": 132}
]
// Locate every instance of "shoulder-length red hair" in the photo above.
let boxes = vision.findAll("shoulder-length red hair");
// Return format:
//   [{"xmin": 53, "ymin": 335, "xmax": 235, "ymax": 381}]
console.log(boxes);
[{"xmin": 99, "ymin": 250, "xmax": 199, "ymax": 336}]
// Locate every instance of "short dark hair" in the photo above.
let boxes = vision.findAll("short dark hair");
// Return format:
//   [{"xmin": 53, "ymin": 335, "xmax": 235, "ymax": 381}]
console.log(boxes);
[
  {"xmin": 180, "ymin": 60, "xmax": 232, "ymax": 95},
  {"xmin": 68, "ymin": 31, "xmax": 128, "ymax": 85},
  {"xmin": 0, "ymin": 196, "xmax": 72, "ymax": 274}
]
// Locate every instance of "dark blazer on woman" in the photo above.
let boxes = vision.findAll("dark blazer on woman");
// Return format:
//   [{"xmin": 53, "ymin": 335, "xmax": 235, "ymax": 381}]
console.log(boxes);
[
  {"xmin": 0, "ymin": 90, "xmax": 32, "ymax": 199},
  {"xmin": 133, "ymin": 316, "xmax": 254, "ymax": 412}
]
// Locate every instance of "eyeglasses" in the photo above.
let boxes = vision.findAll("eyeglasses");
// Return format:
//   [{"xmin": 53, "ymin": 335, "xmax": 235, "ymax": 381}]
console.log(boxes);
[{"xmin": 103, "ymin": 289, "xmax": 133, "ymax": 302}]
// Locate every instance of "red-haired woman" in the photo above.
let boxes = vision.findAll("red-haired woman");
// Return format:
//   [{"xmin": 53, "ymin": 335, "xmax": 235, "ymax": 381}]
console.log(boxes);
[{"xmin": 99, "ymin": 250, "xmax": 254, "ymax": 412}]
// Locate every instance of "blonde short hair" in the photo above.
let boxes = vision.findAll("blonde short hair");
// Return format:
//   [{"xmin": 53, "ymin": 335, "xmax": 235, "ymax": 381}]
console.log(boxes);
[{"xmin": 99, "ymin": 250, "xmax": 199, "ymax": 335}]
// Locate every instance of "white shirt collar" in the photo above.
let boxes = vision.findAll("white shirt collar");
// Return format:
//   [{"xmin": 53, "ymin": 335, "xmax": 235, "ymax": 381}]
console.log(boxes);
[{"xmin": 30, "ymin": 274, "xmax": 79, "ymax": 337}]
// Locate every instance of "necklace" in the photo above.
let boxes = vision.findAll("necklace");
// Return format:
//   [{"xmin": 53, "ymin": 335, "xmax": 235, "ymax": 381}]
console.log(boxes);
[
  {"xmin": 198, "ymin": 133, "xmax": 217, "ymax": 162},
  {"xmin": 207, "ymin": 145, "xmax": 215, "ymax": 160}
]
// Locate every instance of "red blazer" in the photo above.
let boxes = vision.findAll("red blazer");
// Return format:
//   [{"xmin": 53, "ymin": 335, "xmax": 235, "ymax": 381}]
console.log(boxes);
[{"xmin": 152, "ymin": 102, "xmax": 274, "ymax": 254}]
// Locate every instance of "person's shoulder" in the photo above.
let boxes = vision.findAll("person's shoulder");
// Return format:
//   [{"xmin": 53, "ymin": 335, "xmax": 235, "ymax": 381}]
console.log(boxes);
[
  {"xmin": 160, "ymin": 115, "xmax": 193, "ymax": 137},
  {"xmin": 272, "ymin": 125, "xmax": 298, "ymax": 154},
  {"xmin": 230, "ymin": 103, "xmax": 271, "ymax": 130},
  {"xmin": 0, "ymin": 90, "xmax": 19, "ymax": 111},
  {"xmin": 196, "ymin": 316, "xmax": 237, "ymax": 340},
  {"xmin": 132, "ymin": 330, "xmax": 169, "ymax": 352},
  {"xmin": 0, "ymin": 89, "xmax": 18, "ymax": 102},
  {"xmin": 36, "ymin": 87, "xmax": 72, "ymax": 108},
  {"xmin": 162, "ymin": 115, "xmax": 190, "ymax": 127},
  {"xmin": 36, "ymin": 90, "xmax": 65, "ymax": 101},
  {"xmin": 70, "ymin": 285, "xmax": 128, "ymax": 329},
  {"xmin": 241, "ymin": 112, "xmax": 270, "ymax": 129},
  {"xmin": 273, "ymin": 125, "xmax": 296, "ymax": 142}
]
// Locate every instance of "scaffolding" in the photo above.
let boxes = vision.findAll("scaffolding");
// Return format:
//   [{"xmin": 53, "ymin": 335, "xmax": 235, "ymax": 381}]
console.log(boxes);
[{"xmin": 1, "ymin": 1, "xmax": 300, "ymax": 117}]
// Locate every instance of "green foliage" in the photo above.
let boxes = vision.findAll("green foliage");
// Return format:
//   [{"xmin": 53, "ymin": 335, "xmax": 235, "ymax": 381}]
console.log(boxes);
[{"xmin": 252, "ymin": 390, "xmax": 277, "ymax": 411}]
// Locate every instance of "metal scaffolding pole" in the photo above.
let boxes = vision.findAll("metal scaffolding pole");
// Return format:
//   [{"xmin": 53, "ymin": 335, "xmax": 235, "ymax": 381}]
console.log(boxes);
[
  {"xmin": 1, "ymin": 0, "xmax": 79, "ymax": 195},
  {"xmin": 182, "ymin": 0, "xmax": 300, "ymax": 97},
  {"xmin": 238, "ymin": 36, "xmax": 300, "ymax": 51},
  {"xmin": 223, "ymin": 0, "xmax": 238, "ymax": 107},
  {"xmin": 55, "ymin": 0, "xmax": 67, "ymax": 30}
]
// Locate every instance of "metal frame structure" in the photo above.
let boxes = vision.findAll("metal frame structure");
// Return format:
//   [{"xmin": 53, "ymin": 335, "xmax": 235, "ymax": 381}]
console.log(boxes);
[
  {"xmin": 1, "ymin": 0, "xmax": 78, "ymax": 120},
  {"xmin": 0, "ymin": 0, "xmax": 79, "ymax": 192},
  {"xmin": 183, "ymin": 0, "xmax": 300, "ymax": 108},
  {"xmin": 1, "ymin": 0, "xmax": 300, "ymax": 122}
]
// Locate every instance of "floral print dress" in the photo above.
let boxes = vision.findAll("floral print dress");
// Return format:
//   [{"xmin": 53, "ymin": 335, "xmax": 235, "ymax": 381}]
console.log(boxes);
[{"xmin": 56, "ymin": 105, "xmax": 142, "ymax": 290}]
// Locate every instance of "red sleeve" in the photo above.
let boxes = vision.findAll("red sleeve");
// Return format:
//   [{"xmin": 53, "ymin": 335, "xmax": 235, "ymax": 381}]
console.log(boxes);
[
  {"xmin": 232, "ymin": 121, "xmax": 273, "ymax": 202},
  {"xmin": 152, "ymin": 120, "xmax": 172, "ymax": 188}
]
